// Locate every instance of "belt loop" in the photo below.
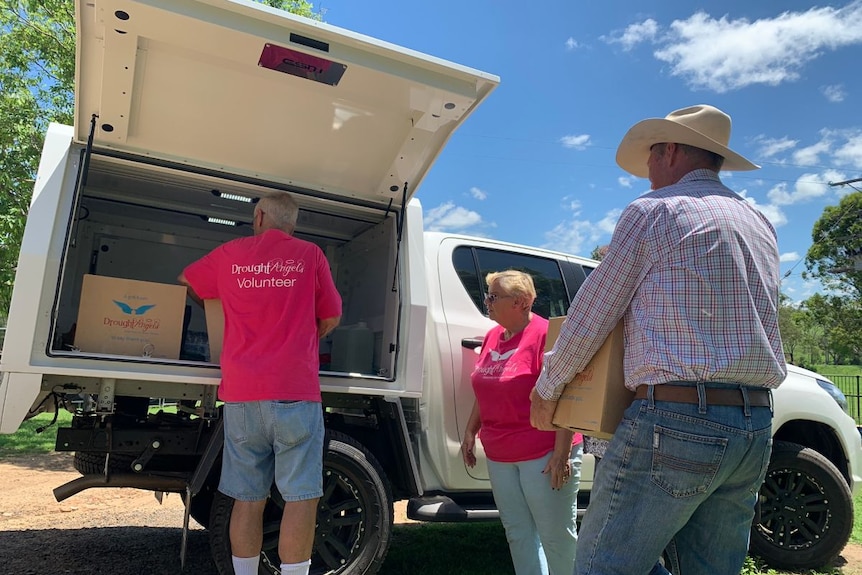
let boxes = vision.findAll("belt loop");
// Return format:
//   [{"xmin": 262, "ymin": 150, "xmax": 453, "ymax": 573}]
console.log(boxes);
[
  {"xmin": 646, "ymin": 385, "xmax": 656, "ymax": 409},
  {"xmin": 740, "ymin": 386, "xmax": 752, "ymax": 417},
  {"xmin": 696, "ymin": 382, "xmax": 707, "ymax": 414}
]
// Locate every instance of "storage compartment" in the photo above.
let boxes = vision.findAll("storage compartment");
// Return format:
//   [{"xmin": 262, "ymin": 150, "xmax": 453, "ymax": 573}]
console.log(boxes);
[{"xmin": 50, "ymin": 153, "xmax": 400, "ymax": 379}]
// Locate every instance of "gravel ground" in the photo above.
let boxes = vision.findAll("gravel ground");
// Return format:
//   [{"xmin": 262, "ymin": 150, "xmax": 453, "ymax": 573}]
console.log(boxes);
[
  {"xmin": 0, "ymin": 453, "xmax": 214, "ymax": 575},
  {"xmin": 1, "ymin": 453, "xmax": 860, "ymax": 575},
  {"xmin": 0, "ymin": 453, "xmax": 417, "ymax": 575}
]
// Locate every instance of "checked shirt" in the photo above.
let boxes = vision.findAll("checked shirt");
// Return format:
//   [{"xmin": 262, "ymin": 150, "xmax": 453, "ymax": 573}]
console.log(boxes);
[{"xmin": 535, "ymin": 169, "xmax": 786, "ymax": 400}]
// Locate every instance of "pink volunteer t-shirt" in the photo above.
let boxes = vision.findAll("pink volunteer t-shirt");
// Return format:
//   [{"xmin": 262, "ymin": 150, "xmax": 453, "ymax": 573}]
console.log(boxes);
[
  {"xmin": 183, "ymin": 229, "xmax": 342, "ymax": 402},
  {"xmin": 472, "ymin": 315, "xmax": 581, "ymax": 463}
]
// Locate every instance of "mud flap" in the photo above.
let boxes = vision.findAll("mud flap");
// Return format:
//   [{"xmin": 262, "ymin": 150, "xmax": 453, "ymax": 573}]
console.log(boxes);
[{"xmin": 180, "ymin": 417, "xmax": 224, "ymax": 569}]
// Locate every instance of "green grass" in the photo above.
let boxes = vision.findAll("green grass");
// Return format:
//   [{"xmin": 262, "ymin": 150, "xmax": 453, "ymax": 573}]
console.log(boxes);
[
  {"xmin": 0, "ymin": 410, "xmax": 71, "ymax": 458},
  {"xmin": 813, "ymin": 365, "xmax": 862, "ymax": 377},
  {"xmin": 377, "ymin": 522, "xmax": 849, "ymax": 575},
  {"xmin": 853, "ymin": 489, "xmax": 862, "ymax": 546},
  {"xmin": 380, "ymin": 522, "xmax": 513, "ymax": 575}
]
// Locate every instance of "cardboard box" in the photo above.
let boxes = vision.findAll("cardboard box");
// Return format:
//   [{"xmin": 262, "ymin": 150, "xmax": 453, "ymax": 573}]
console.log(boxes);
[
  {"xmin": 545, "ymin": 317, "xmax": 634, "ymax": 439},
  {"xmin": 74, "ymin": 275, "xmax": 187, "ymax": 359},
  {"xmin": 204, "ymin": 299, "xmax": 224, "ymax": 364}
]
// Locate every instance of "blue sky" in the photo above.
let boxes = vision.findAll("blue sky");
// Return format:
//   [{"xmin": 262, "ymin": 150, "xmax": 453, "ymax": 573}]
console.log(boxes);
[{"xmin": 318, "ymin": 0, "xmax": 862, "ymax": 303}]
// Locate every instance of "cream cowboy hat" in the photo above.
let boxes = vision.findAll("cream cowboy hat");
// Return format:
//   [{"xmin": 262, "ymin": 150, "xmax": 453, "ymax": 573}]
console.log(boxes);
[{"xmin": 615, "ymin": 104, "xmax": 759, "ymax": 178}]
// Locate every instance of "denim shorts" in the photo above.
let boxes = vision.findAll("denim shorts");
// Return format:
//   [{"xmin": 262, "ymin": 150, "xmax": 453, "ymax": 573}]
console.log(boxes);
[{"xmin": 219, "ymin": 400, "xmax": 324, "ymax": 502}]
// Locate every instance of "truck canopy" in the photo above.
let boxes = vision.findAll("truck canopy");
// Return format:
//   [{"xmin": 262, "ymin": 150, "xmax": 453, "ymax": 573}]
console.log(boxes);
[{"xmin": 75, "ymin": 0, "xmax": 499, "ymax": 207}]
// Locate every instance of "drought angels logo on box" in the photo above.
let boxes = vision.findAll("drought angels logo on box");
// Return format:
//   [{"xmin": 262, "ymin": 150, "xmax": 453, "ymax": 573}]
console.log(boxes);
[
  {"xmin": 74, "ymin": 275, "xmax": 186, "ymax": 358},
  {"xmin": 104, "ymin": 295, "xmax": 162, "ymax": 332}
]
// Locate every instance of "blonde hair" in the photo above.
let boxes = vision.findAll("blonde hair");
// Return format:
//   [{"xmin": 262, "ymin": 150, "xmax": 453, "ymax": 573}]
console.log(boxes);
[
  {"xmin": 255, "ymin": 193, "xmax": 299, "ymax": 232},
  {"xmin": 486, "ymin": 270, "xmax": 536, "ymax": 308}
]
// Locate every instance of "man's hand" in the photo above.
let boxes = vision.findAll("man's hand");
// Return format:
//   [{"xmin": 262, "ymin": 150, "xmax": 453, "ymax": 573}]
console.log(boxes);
[{"xmin": 530, "ymin": 387, "xmax": 558, "ymax": 431}]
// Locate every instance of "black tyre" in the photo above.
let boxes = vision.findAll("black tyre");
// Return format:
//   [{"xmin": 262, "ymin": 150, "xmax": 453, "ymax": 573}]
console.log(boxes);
[
  {"xmin": 72, "ymin": 451, "xmax": 136, "ymax": 474},
  {"xmin": 750, "ymin": 441, "xmax": 853, "ymax": 570},
  {"xmin": 209, "ymin": 430, "xmax": 394, "ymax": 575}
]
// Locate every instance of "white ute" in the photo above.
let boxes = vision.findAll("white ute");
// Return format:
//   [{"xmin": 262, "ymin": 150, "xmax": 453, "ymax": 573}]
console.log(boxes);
[{"xmin": 1, "ymin": 1, "xmax": 860, "ymax": 573}]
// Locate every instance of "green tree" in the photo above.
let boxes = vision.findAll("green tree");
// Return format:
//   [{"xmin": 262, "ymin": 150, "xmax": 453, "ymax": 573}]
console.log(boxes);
[
  {"xmin": 778, "ymin": 295, "xmax": 804, "ymax": 364},
  {"xmin": 0, "ymin": 0, "xmax": 320, "ymax": 318},
  {"xmin": 590, "ymin": 244, "xmax": 609, "ymax": 261},
  {"xmin": 260, "ymin": 0, "xmax": 320, "ymax": 18},
  {"xmin": 802, "ymin": 293, "xmax": 862, "ymax": 365},
  {"xmin": 0, "ymin": 0, "xmax": 76, "ymax": 317},
  {"xmin": 804, "ymin": 191, "xmax": 862, "ymax": 297},
  {"xmin": 797, "ymin": 309, "xmax": 826, "ymax": 365}
]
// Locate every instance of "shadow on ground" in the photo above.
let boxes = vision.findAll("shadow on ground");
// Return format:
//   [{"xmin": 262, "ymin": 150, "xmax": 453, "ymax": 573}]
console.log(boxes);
[{"xmin": 0, "ymin": 527, "xmax": 215, "ymax": 575}]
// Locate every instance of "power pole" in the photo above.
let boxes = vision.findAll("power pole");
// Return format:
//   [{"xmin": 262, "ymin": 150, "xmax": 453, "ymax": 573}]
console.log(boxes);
[{"xmin": 828, "ymin": 177, "xmax": 862, "ymax": 187}]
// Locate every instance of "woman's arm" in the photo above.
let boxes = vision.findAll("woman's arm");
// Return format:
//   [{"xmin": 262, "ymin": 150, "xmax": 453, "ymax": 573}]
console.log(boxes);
[{"xmin": 461, "ymin": 401, "xmax": 482, "ymax": 468}]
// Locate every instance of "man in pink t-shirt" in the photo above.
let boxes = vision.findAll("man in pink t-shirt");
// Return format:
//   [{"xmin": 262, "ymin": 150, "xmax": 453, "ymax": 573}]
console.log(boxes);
[{"xmin": 180, "ymin": 192, "xmax": 341, "ymax": 575}]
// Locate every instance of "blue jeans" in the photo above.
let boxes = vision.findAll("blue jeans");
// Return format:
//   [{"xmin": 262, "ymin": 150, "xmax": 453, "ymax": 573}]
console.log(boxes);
[
  {"xmin": 219, "ymin": 400, "xmax": 324, "ymax": 502},
  {"xmin": 576, "ymin": 384, "xmax": 773, "ymax": 575},
  {"xmin": 487, "ymin": 443, "xmax": 583, "ymax": 575}
]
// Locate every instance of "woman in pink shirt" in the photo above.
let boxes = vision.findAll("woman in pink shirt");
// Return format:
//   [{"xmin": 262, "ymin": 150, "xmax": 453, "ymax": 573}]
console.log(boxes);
[{"xmin": 461, "ymin": 270, "xmax": 582, "ymax": 575}]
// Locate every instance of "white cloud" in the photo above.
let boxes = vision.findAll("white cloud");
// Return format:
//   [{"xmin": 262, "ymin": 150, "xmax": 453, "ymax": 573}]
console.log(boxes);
[
  {"xmin": 469, "ymin": 186, "xmax": 487, "ymax": 201},
  {"xmin": 821, "ymin": 84, "xmax": 847, "ymax": 102},
  {"xmin": 565, "ymin": 37, "xmax": 579, "ymax": 51},
  {"xmin": 424, "ymin": 202, "xmax": 487, "ymax": 233},
  {"xmin": 567, "ymin": 199, "xmax": 583, "ymax": 213},
  {"xmin": 542, "ymin": 206, "xmax": 622, "ymax": 254},
  {"xmin": 604, "ymin": 19, "xmax": 659, "ymax": 51},
  {"xmin": 834, "ymin": 132, "xmax": 862, "ymax": 168},
  {"xmin": 597, "ymin": 208, "xmax": 623, "ymax": 234},
  {"xmin": 767, "ymin": 170, "xmax": 845, "ymax": 206},
  {"xmin": 738, "ymin": 190, "xmax": 787, "ymax": 227},
  {"xmin": 560, "ymin": 134, "xmax": 592, "ymax": 150},
  {"xmin": 618, "ymin": 176, "xmax": 634, "ymax": 188},
  {"xmin": 777, "ymin": 129, "xmax": 862, "ymax": 169},
  {"xmin": 780, "ymin": 252, "xmax": 800, "ymax": 263},
  {"xmin": 642, "ymin": 4, "xmax": 862, "ymax": 92},
  {"xmin": 754, "ymin": 135, "xmax": 797, "ymax": 159},
  {"xmin": 792, "ymin": 136, "xmax": 832, "ymax": 167}
]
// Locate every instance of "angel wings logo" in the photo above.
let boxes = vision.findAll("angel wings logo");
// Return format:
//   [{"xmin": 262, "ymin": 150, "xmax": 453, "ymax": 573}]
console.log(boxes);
[
  {"xmin": 490, "ymin": 349, "xmax": 517, "ymax": 362},
  {"xmin": 112, "ymin": 300, "xmax": 157, "ymax": 315}
]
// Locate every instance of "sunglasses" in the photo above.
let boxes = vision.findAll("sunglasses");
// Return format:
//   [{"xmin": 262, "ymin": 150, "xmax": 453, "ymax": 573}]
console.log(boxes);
[{"xmin": 484, "ymin": 293, "xmax": 512, "ymax": 303}]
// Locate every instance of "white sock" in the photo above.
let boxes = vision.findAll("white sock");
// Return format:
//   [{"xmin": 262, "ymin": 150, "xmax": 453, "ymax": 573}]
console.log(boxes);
[
  {"xmin": 281, "ymin": 559, "xmax": 311, "ymax": 575},
  {"xmin": 232, "ymin": 555, "xmax": 260, "ymax": 575}
]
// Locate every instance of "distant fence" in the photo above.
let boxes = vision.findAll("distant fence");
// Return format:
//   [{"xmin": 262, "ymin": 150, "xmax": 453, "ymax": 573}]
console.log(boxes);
[{"xmin": 824, "ymin": 374, "xmax": 862, "ymax": 425}]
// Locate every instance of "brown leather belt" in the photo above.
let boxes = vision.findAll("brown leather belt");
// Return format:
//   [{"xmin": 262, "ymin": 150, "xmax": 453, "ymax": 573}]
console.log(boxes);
[{"xmin": 634, "ymin": 385, "xmax": 771, "ymax": 407}]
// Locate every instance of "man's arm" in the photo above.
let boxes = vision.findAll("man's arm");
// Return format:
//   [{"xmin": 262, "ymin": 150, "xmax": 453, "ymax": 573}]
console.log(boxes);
[
  {"xmin": 317, "ymin": 316, "xmax": 341, "ymax": 339},
  {"xmin": 177, "ymin": 272, "xmax": 204, "ymax": 308},
  {"xmin": 530, "ymin": 204, "xmax": 651, "ymax": 429}
]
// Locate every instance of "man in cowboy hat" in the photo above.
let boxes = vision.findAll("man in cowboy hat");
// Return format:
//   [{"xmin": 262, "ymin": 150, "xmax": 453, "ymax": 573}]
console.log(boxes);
[{"xmin": 530, "ymin": 104, "xmax": 786, "ymax": 575}]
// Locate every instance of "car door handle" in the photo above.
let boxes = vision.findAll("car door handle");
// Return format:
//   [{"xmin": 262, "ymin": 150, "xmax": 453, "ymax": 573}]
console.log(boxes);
[{"xmin": 461, "ymin": 338, "xmax": 483, "ymax": 350}]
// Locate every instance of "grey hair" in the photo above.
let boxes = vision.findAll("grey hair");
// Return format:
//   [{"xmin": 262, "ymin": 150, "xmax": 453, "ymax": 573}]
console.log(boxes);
[
  {"xmin": 256, "ymin": 193, "xmax": 299, "ymax": 232},
  {"xmin": 485, "ymin": 270, "xmax": 537, "ymax": 304},
  {"xmin": 677, "ymin": 143, "xmax": 725, "ymax": 171}
]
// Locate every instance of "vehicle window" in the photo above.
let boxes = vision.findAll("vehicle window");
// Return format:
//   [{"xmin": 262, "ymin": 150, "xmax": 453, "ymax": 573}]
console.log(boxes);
[
  {"xmin": 452, "ymin": 247, "xmax": 569, "ymax": 319},
  {"xmin": 452, "ymin": 247, "xmax": 484, "ymax": 307}
]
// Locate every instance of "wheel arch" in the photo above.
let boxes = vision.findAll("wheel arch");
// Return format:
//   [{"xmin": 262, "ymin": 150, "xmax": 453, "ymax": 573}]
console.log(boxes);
[
  {"xmin": 322, "ymin": 392, "xmax": 422, "ymax": 501},
  {"xmin": 772, "ymin": 418, "xmax": 851, "ymax": 486}
]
